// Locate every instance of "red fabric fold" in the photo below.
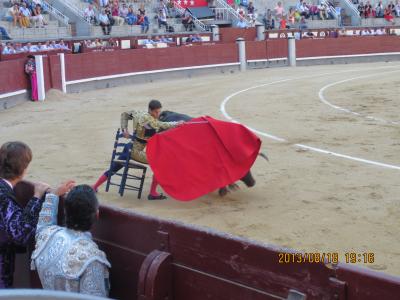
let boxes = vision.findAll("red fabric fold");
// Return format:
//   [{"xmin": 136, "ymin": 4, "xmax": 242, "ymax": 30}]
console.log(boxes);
[{"xmin": 146, "ymin": 116, "xmax": 261, "ymax": 201}]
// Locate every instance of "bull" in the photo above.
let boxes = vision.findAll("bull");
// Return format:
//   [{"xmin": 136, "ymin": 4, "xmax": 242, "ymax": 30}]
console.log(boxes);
[{"xmin": 159, "ymin": 111, "xmax": 261, "ymax": 197}]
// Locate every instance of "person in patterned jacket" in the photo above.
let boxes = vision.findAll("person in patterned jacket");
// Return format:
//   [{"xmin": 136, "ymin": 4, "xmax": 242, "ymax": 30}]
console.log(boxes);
[{"xmin": 0, "ymin": 141, "xmax": 50, "ymax": 288}]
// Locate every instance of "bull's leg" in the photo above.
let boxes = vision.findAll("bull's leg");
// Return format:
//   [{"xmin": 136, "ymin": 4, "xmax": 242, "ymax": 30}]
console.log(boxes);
[
  {"xmin": 228, "ymin": 183, "xmax": 240, "ymax": 191},
  {"xmin": 218, "ymin": 187, "xmax": 229, "ymax": 197},
  {"xmin": 241, "ymin": 171, "xmax": 256, "ymax": 187}
]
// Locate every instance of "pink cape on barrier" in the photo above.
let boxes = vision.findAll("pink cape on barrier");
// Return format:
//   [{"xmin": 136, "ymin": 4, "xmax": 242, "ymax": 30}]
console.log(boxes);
[{"xmin": 146, "ymin": 116, "xmax": 261, "ymax": 201}]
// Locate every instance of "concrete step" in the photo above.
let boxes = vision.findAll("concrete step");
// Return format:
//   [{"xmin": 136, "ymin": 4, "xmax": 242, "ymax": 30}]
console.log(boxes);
[
  {"xmin": 6, "ymin": 26, "xmax": 71, "ymax": 39},
  {"xmin": 361, "ymin": 17, "xmax": 397, "ymax": 27}
]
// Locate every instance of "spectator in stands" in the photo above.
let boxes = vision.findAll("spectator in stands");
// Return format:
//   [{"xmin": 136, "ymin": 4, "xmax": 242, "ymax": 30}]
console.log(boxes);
[
  {"xmin": 19, "ymin": 2, "xmax": 31, "ymax": 28},
  {"xmin": 99, "ymin": 0, "xmax": 108, "ymax": 7},
  {"xmin": 31, "ymin": 4, "xmax": 46, "ymax": 28},
  {"xmin": 361, "ymin": 28, "xmax": 371, "ymax": 35},
  {"xmin": 308, "ymin": 2, "xmax": 319, "ymax": 19},
  {"xmin": 28, "ymin": 43, "xmax": 40, "ymax": 52},
  {"xmin": 125, "ymin": 6, "xmax": 137, "ymax": 25},
  {"xmin": 384, "ymin": 5, "xmax": 395, "ymax": 22},
  {"xmin": 357, "ymin": 1, "xmax": 365, "ymax": 16},
  {"xmin": 94, "ymin": 38, "xmax": 103, "ymax": 47},
  {"xmin": 193, "ymin": 33, "xmax": 202, "ymax": 42},
  {"xmin": 137, "ymin": 13, "xmax": 150, "ymax": 33},
  {"xmin": 247, "ymin": 2, "xmax": 255, "ymax": 18},
  {"xmin": 158, "ymin": 9, "xmax": 168, "ymax": 29},
  {"xmin": 2, "ymin": 42, "xmax": 16, "ymax": 54},
  {"xmin": 181, "ymin": 12, "xmax": 194, "ymax": 31},
  {"xmin": 395, "ymin": 0, "xmax": 400, "ymax": 16},
  {"xmin": 299, "ymin": 15, "xmax": 308, "ymax": 29},
  {"xmin": 84, "ymin": 4, "xmax": 97, "ymax": 24},
  {"xmin": 274, "ymin": 1, "xmax": 285, "ymax": 20},
  {"xmin": 279, "ymin": 15, "xmax": 287, "ymax": 29},
  {"xmin": 119, "ymin": 2, "xmax": 128, "ymax": 19},
  {"xmin": 158, "ymin": 0, "xmax": 169, "ymax": 17},
  {"xmin": 288, "ymin": 8, "xmax": 295, "ymax": 24},
  {"xmin": 294, "ymin": 9, "xmax": 301, "ymax": 21},
  {"xmin": 374, "ymin": 27, "xmax": 385, "ymax": 35},
  {"xmin": 49, "ymin": 40, "xmax": 57, "ymax": 49},
  {"xmin": 99, "ymin": 9, "xmax": 112, "ymax": 34},
  {"xmin": 39, "ymin": 41, "xmax": 48, "ymax": 51},
  {"xmin": 142, "ymin": 35, "xmax": 155, "ymax": 45},
  {"xmin": 160, "ymin": 35, "xmax": 173, "ymax": 43},
  {"xmin": 59, "ymin": 39, "xmax": 70, "ymax": 50},
  {"xmin": 388, "ymin": 0, "xmax": 396, "ymax": 13},
  {"xmin": 237, "ymin": 16, "xmax": 248, "ymax": 28},
  {"xmin": 7, "ymin": 4, "xmax": 20, "ymax": 27},
  {"xmin": 185, "ymin": 34, "xmax": 195, "ymax": 43},
  {"xmin": 31, "ymin": 184, "xmax": 110, "ymax": 297},
  {"xmin": 14, "ymin": 42, "xmax": 24, "ymax": 52},
  {"xmin": 297, "ymin": 0, "xmax": 310, "ymax": 18},
  {"xmin": 0, "ymin": 27, "xmax": 11, "ymax": 40},
  {"xmin": 138, "ymin": 3, "xmax": 146, "ymax": 16},
  {"xmin": 262, "ymin": 8, "xmax": 275, "ymax": 29},
  {"xmin": 364, "ymin": 1, "xmax": 373, "ymax": 17},
  {"xmin": 375, "ymin": 1, "xmax": 384, "ymax": 17},
  {"xmin": 318, "ymin": 2, "xmax": 329, "ymax": 19},
  {"xmin": 112, "ymin": 3, "xmax": 124, "ymax": 25}
]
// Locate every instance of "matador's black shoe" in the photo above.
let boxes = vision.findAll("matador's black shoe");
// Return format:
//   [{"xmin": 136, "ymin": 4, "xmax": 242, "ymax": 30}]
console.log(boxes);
[{"xmin": 148, "ymin": 193, "xmax": 167, "ymax": 200}]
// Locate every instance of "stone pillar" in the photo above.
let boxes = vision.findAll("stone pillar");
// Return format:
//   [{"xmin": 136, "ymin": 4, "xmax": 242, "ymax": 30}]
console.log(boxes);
[
  {"xmin": 34, "ymin": 55, "xmax": 45, "ymax": 101},
  {"xmin": 256, "ymin": 24, "xmax": 265, "ymax": 41},
  {"xmin": 211, "ymin": 25, "xmax": 220, "ymax": 42},
  {"xmin": 288, "ymin": 36, "xmax": 296, "ymax": 67},
  {"xmin": 236, "ymin": 38, "xmax": 246, "ymax": 72}
]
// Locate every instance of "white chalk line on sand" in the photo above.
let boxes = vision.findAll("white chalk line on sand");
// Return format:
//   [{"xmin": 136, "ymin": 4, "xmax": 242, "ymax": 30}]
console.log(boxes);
[
  {"xmin": 220, "ymin": 67, "xmax": 400, "ymax": 171},
  {"xmin": 319, "ymin": 69, "xmax": 400, "ymax": 125}
]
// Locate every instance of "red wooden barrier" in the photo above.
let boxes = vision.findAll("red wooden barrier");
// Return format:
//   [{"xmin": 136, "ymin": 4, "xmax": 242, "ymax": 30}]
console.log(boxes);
[
  {"xmin": 12, "ymin": 175, "xmax": 400, "ymax": 300},
  {"xmin": 245, "ymin": 41, "xmax": 267, "ymax": 60},
  {"xmin": 65, "ymin": 44, "xmax": 239, "ymax": 82},
  {"xmin": 0, "ymin": 59, "xmax": 29, "ymax": 94},
  {"xmin": 296, "ymin": 36, "xmax": 400, "ymax": 57},
  {"xmin": 219, "ymin": 28, "xmax": 257, "ymax": 43}
]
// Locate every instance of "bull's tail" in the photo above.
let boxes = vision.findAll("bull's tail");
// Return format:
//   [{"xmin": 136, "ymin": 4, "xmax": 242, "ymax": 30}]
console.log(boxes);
[{"xmin": 258, "ymin": 152, "xmax": 269, "ymax": 162}]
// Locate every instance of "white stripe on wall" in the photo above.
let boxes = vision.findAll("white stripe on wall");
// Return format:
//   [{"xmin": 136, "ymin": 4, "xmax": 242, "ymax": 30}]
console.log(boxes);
[{"xmin": 65, "ymin": 62, "xmax": 241, "ymax": 85}]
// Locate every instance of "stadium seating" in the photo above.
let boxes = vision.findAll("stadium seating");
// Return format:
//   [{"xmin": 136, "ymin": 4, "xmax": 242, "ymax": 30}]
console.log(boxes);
[{"xmin": 0, "ymin": 0, "xmax": 71, "ymax": 39}]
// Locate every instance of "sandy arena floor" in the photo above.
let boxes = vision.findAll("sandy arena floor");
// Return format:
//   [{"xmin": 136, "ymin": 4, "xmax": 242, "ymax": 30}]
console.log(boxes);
[{"xmin": 1, "ymin": 62, "xmax": 400, "ymax": 276}]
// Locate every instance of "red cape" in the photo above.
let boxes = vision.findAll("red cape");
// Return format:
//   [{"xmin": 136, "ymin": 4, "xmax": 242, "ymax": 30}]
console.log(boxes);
[{"xmin": 146, "ymin": 116, "xmax": 261, "ymax": 201}]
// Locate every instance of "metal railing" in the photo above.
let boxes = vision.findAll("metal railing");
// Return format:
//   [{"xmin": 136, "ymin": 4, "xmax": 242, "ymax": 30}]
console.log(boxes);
[
  {"xmin": 173, "ymin": 1, "xmax": 210, "ymax": 31},
  {"xmin": 341, "ymin": 0, "xmax": 362, "ymax": 25},
  {"xmin": 40, "ymin": 0, "xmax": 71, "ymax": 26},
  {"xmin": 214, "ymin": 0, "xmax": 251, "ymax": 27},
  {"xmin": 62, "ymin": 0, "xmax": 92, "ymax": 23}
]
